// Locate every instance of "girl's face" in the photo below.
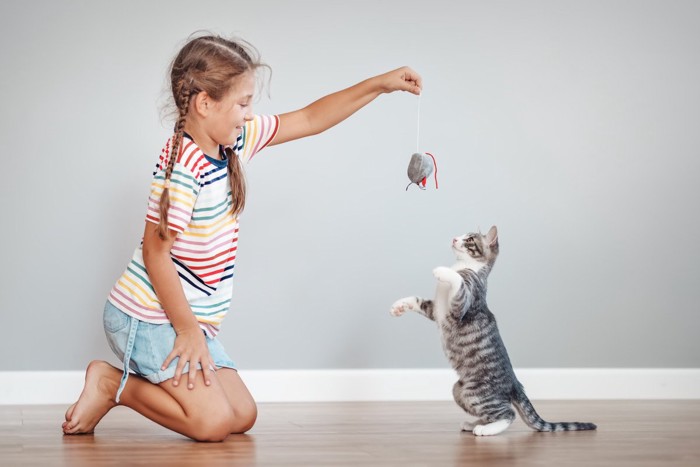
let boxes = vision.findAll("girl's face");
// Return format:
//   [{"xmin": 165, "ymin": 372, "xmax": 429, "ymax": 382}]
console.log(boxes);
[{"xmin": 206, "ymin": 72, "xmax": 256, "ymax": 147}]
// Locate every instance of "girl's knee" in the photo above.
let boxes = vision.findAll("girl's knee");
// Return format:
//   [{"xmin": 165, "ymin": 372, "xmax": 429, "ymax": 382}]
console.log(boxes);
[
  {"xmin": 191, "ymin": 401, "xmax": 256, "ymax": 440},
  {"xmin": 232, "ymin": 400, "xmax": 257, "ymax": 433},
  {"xmin": 192, "ymin": 427, "xmax": 230, "ymax": 442},
  {"xmin": 192, "ymin": 411, "xmax": 236, "ymax": 442}
]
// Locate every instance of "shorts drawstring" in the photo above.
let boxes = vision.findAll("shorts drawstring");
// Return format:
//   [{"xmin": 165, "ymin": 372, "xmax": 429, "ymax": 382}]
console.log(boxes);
[{"xmin": 115, "ymin": 315, "xmax": 138, "ymax": 403}]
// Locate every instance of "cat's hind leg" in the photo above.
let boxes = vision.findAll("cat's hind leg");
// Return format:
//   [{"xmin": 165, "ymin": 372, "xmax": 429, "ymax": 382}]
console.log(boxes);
[
  {"xmin": 473, "ymin": 419, "xmax": 513, "ymax": 436},
  {"xmin": 472, "ymin": 406, "xmax": 516, "ymax": 437},
  {"xmin": 453, "ymin": 380, "xmax": 483, "ymax": 431}
]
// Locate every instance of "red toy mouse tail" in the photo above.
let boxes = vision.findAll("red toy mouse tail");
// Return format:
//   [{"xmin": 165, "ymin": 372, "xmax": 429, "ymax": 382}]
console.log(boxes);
[{"xmin": 425, "ymin": 152, "xmax": 438, "ymax": 189}]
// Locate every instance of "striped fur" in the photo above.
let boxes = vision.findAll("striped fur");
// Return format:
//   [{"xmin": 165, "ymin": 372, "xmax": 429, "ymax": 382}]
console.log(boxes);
[{"xmin": 390, "ymin": 226, "xmax": 596, "ymax": 436}]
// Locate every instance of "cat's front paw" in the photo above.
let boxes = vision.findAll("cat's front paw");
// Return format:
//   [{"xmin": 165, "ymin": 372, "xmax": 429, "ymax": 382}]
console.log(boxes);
[
  {"xmin": 433, "ymin": 267, "xmax": 461, "ymax": 285},
  {"xmin": 390, "ymin": 297, "xmax": 418, "ymax": 316}
]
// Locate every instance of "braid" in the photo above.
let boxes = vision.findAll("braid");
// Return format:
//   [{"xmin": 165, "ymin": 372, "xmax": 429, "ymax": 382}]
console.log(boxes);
[
  {"xmin": 157, "ymin": 80, "xmax": 193, "ymax": 240},
  {"xmin": 224, "ymin": 147, "xmax": 247, "ymax": 217},
  {"xmin": 158, "ymin": 34, "xmax": 265, "ymax": 235}
]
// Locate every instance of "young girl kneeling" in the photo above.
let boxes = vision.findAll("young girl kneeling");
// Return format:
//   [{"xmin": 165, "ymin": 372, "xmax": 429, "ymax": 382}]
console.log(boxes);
[{"xmin": 63, "ymin": 34, "xmax": 421, "ymax": 442}]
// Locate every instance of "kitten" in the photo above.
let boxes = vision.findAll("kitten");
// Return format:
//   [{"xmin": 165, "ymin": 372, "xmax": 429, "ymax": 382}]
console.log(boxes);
[{"xmin": 390, "ymin": 226, "xmax": 597, "ymax": 436}]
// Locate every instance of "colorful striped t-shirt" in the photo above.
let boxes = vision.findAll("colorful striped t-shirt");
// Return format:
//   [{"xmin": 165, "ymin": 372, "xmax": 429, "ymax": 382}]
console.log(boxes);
[{"xmin": 108, "ymin": 114, "xmax": 280, "ymax": 337}]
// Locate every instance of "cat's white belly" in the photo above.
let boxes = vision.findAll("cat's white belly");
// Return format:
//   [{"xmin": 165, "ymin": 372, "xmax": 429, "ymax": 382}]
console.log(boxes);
[{"xmin": 433, "ymin": 283, "xmax": 452, "ymax": 323}]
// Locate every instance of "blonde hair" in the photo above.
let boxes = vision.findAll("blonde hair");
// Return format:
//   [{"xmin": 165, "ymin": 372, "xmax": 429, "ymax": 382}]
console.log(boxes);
[{"xmin": 158, "ymin": 35, "xmax": 266, "ymax": 239}]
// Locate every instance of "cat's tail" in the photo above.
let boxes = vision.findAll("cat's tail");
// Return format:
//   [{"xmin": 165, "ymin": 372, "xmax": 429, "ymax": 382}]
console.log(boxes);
[{"xmin": 511, "ymin": 383, "xmax": 597, "ymax": 432}]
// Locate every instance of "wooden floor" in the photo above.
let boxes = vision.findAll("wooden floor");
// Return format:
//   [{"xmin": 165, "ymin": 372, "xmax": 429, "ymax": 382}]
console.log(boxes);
[{"xmin": 1, "ymin": 401, "xmax": 699, "ymax": 466}]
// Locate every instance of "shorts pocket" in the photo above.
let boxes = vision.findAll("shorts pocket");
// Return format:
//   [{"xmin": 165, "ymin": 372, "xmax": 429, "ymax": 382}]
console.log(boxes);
[
  {"xmin": 130, "ymin": 321, "xmax": 176, "ymax": 376},
  {"xmin": 103, "ymin": 302, "xmax": 130, "ymax": 360},
  {"xmin": 104, "ymin": 302, "xmax": 129, "ymax": 333}
]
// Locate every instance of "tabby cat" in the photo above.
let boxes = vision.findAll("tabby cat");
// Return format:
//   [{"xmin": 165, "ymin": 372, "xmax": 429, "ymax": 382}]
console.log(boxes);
[{"xmin": 390, "ymin": 226, "xmax": 597, "ymax": 436}]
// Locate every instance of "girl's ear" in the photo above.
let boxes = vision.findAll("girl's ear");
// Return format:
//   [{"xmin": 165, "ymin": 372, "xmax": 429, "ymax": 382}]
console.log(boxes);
[{"xmin": 192, "ymin": 91, "xmax": 210, "ymax": 117}]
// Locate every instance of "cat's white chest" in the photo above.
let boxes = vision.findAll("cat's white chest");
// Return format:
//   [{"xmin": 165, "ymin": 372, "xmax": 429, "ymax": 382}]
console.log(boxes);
[
  {"xmin": 433, "ymin": 262, "xmax": 479, "ymax": 323},
  {"xmin": 433, "ymin": 265, "xmax": 461, "ymax": 322},
  {"xmin": 433, "ymin": 285, "xmax": 451, "ymax": 323}
]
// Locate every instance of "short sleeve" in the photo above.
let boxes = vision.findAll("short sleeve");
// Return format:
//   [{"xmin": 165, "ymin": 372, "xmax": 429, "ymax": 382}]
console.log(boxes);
[
  {"xmin": 145, "ymin": 139, "xmax": 202, "ymax": 233},
  {"xmin": 235, "ymin": 114, "xmax": 280, "ymax": 164}
]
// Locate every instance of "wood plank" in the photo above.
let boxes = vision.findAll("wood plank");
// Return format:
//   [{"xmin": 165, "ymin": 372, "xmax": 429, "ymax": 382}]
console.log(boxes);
[{"xmin": 1, "ymin": 401, "xmax": 698, "ymax": 466}]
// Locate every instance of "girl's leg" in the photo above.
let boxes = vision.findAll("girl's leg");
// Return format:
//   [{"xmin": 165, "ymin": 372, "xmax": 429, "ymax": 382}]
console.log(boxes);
[
  {"xmin": 215, "ymin": 368, "xmax": 258, "ymax": 434},
  {"xmin": 144, "ymin": 368, "xmax": 256, "ymax": 440},
  {"xmin": 64, "ymin": 360, "xmax": 257, "ymax": 441}
]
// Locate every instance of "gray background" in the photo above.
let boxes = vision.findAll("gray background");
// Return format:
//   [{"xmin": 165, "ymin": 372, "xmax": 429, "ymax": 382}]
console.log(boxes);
[{"xmin": 1, "ymin": 0, "xmax": 698, "ymax": 372}]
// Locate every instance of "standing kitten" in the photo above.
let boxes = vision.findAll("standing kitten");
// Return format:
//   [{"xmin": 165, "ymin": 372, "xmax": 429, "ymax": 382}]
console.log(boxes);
[{"xmin": 390, "ymin": 226, "xmax": 596, "ymax": 436}]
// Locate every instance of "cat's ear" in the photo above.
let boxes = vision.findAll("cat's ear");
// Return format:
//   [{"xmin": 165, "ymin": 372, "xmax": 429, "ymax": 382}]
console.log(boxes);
[{"xmin": 486, "ymin": 225, "xmax": 498, "ymax": 248}]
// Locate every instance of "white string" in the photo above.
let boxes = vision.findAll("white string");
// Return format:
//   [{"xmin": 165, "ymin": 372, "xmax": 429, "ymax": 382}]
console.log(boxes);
[{"xmin": 416, "ymin": 93, "xmax": 422, "ymax": 153}]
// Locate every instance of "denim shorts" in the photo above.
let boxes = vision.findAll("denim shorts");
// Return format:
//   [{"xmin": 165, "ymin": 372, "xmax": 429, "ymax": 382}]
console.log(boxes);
[{"xmin": 103, "ymin": 300, "xmax": 236, "ymax": 402}]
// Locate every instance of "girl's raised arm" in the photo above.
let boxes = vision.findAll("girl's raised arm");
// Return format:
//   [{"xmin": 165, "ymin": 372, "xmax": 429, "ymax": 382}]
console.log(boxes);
[{"xmin": 269, "ymin": 66, "xmax": 422, "ymax": 146}]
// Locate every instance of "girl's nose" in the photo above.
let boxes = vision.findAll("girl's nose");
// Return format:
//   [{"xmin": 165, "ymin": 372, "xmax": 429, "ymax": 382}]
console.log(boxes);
[{"xmin": 244, "ymin": 113, "xmax": 254, "ymax": 121}]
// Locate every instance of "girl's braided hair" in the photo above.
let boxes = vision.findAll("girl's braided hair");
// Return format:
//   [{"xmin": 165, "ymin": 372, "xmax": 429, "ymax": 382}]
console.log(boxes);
[{"xmin": 158, "ymin": 35, "xmax": 265, "ymax": 240}]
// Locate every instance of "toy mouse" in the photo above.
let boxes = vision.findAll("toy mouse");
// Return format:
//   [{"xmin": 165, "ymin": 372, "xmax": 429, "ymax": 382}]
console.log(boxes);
[{"xmin": 406, "ymin": 152, "xmax": 438, "ymax": 191}]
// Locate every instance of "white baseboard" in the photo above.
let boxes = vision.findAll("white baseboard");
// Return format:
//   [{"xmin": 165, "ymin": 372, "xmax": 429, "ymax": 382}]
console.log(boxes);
[{"xmin": 1, "ymin": 368, "xmax": 698, "ymax": 405}]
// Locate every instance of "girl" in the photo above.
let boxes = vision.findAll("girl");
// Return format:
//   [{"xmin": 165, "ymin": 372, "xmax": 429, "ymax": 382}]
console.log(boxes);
[{"xmin": 62, "ymin": 34, "xmax": 422, "ymax": 442}]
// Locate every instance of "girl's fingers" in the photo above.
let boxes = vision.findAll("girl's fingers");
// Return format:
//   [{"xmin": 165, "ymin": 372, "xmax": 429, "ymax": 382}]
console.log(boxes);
[
  {"xmin": 190, "ymin": 353, "xmax": 214, "ymax": 388},
  {"xmin": 202, "ymin": 356, "xmax": 213, "ymax": 386},
  {"xmin": 162, "ymin": 348, "xmax": 186, "ymax": 386},
  {"xmin": 161, "ymin": 350, "xmax": 178, "ymax": 372},
  {"xmin": 384, "ymin": 67, "xmax": 422, "ymax": 95},
  {"xmin": 172, "ymin": 353, "xmax": 189, "ymax": 387},
  {"xmin": 161, "ymin": 338, "xmax": 214, "ymax": 389},
  {"xmin": 401, "ymin": 70, "xmax": 422, "ymax": 87},
  {"xmin": 187, "ymin": 358, "xmax": 198, "ymax": 389}
]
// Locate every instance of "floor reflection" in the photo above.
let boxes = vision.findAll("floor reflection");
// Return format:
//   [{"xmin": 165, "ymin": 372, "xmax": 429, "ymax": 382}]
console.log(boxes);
[{"xmin": 62, "ymin": 431, "xmax": 257, "ymax": 467}]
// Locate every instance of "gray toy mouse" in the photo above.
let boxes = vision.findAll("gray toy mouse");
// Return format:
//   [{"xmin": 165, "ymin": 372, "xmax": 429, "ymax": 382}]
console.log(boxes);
[{"xmin": 406, "ymin": 152, "xmax": 438, "ymax": 191}]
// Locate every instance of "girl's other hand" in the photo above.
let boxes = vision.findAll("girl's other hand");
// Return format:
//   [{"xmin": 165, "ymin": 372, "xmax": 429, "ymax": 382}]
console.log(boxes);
[
  {"xmin": 161, "ymin": 326, "xmax": 214, "ymax": 390},
  {"xmin": 379, "ymin": 66, "xmax": 423, "ymax": 95}
]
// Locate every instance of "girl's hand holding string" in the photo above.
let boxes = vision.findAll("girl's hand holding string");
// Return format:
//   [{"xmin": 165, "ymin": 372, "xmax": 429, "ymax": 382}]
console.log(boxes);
[{"xmin": 376, "ymin": 66, "xmax": 423, "ymax": 95}]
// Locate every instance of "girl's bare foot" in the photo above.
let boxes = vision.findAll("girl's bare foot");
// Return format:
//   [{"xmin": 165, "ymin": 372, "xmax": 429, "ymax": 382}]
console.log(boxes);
[{"xmin": 62, "ymin": 360, "xmax": 120, "ymax": 435}]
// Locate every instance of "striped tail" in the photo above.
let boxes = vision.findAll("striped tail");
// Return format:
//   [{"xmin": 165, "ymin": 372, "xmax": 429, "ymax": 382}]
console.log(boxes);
[{"xmin": 512, "ymin": 384, "xmax": 597, "ymax": 432}]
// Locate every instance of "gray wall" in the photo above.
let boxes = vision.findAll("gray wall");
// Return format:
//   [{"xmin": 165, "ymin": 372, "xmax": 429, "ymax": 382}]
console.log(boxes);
[{"xmin": 1, "ymin": 0, "xmax": 698, "ymax": 371}]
